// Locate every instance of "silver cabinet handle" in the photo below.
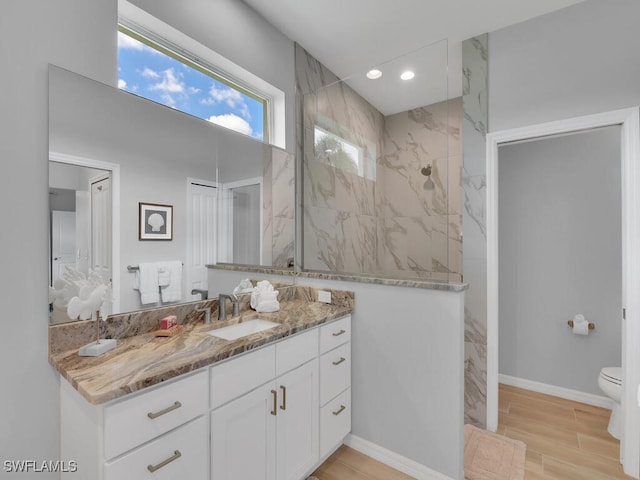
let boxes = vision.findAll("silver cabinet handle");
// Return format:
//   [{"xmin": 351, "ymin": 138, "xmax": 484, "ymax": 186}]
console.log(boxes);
[
  {"xmin": 271, "ymin": 389, "xmax": 277, "ymax": 416},
  {"xmin": 332, "ymin": 329, "xmax": 346, "ymax": 337},
  {"xmin": 280, "ymin": 385, "xmax": 287, "ymax": 411},
  {"xmin": 332, "ymin": 405, "xmax": 346, "ymax": 416},
  {"xmin": 147, "ymin": 401, "xmax": 182, "ymax": 419},
  {"xmin": 147, "ymin": 450, "xmax": 181, "ymax": 472},
  {"xmin": 332, "ymin": 357, "xmax": 346, "ymax": 366}
]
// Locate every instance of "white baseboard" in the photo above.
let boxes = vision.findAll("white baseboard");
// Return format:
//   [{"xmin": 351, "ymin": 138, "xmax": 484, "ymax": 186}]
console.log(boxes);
[
  {"xmin": 344, "ymin": 434, "xmax": 455, "ymax": 480},
  {"xmin": 499, "ymin": 374, "xmax": 612, "ymax": 409}
]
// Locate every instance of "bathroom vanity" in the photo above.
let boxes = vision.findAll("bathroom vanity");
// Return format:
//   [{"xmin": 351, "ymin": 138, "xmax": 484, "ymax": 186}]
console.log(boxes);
[{"xmin": 50, "ymin": 288, "xmax": 352, "ymax": 480}]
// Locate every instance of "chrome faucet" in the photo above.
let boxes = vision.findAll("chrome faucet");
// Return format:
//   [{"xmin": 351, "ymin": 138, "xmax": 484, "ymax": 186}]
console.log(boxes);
[
  {"xmin": 191, "ymin": 288, "xmax": 208, "ymax": 300},
  {"xmin": 218, "ymin": 293, "xmax": 239, "ymax": 321},
  {"xmin": 196, "ymin": 305, "xmax": 212, "ymax": 324}
]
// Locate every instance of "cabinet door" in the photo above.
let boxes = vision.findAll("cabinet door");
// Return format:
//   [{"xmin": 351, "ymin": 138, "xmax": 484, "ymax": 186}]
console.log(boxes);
[
  {"xmin": 211, "ymin": 382, "xmax": 276, "ymax": 480},
  {"xmin": 276, "ymin": 360, "xmax": 319, "ymax": 480}
]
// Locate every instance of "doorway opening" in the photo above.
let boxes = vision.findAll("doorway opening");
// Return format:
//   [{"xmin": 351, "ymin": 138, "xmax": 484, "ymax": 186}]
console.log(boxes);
[
  {"xmin": 49, "ymin": 152, "xmax": 120, "ymax": 319},
  {"xmin": 486, "ymin": 108, "xmax": 640, "ymax": 477}
]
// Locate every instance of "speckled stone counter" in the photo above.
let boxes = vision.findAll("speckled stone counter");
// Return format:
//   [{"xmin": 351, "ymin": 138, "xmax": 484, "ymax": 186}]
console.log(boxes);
[
  {"xmin": 207, "ymin": 264, "xmax": 468, "ymax": 292},
  {"xmin": 49, "ymin": 286, "xmax": 353, "ymax": 405}
]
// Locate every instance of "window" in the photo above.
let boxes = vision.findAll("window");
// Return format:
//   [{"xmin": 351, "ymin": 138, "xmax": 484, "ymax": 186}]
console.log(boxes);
[
  {"xmin": 314, "ymin": 123, "xmax": 376, "ymax": 180},
  {"xmin": 117, "ymin": 25, "xmax": 268, "ymax": 142}
]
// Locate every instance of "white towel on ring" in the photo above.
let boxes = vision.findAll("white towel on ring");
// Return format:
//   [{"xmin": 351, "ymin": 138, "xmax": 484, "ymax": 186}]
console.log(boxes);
[
  {"xmin": 159, "ymin": 261, "xmax": 182, "ymax": 303},
  {"xmin": 136, "ymin": 262, "xmax": 159, "ymax": 305}
]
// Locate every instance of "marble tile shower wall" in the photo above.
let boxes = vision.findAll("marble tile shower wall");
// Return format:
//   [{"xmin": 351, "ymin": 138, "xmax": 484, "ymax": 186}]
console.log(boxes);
[
  {"xmin": 379, "ymin": 98, "xmax": 462, "ymax": 282},
  {"xmin": 296, "ymin": 44, "xmax": 462, "ymax": 281},
  {"xmin": 462, "ymin": 34, "xmax": 489, "ymax": 428},
  {"xmin": 262, "ymin": 146, "xmax": 295, "ymax": 267},
  {"xmin": 302, "ymin": 77, "xmax": 384, "ymax": 274}
]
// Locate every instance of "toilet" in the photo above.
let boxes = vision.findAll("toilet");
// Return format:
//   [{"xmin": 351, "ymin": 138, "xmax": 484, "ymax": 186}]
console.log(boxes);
[{"xmin": 598, "ymin": 366, "xmax": 622, "ymax": 439}]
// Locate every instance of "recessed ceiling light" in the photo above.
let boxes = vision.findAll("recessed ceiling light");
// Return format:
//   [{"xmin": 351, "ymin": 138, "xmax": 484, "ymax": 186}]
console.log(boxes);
[
  {"xmin": 366, "ymin": 69, "xmax": 382, "ymax": 80},
  {"xmin": 400, "ymin": 70, "xmax": 415, "ymax": 81}
]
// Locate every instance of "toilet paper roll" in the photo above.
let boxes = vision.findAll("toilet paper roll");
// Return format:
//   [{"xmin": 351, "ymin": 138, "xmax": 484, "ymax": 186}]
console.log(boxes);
[
  {"xmin": 572, "ymin": 314, "xmax": 589, "ymax": 335},
  {"xmin": 573, "ymin": 321, "xmax": 589, "ymax": 335}
]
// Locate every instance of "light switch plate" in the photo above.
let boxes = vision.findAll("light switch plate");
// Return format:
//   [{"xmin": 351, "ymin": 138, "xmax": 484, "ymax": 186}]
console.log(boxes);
[{"xmin": 318, "ymin": 290, "xmax": 332, "ymax": 303}]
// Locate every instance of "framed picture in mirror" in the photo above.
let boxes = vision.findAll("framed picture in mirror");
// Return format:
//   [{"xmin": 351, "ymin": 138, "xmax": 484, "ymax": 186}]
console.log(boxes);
[{"xmin": 139, "ymin": 202, "xmax": 173, "ymax": 241}]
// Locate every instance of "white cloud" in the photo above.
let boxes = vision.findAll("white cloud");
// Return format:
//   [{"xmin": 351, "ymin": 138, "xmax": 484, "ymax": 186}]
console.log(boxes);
[
  {"xmin": 161, "ymin": 93, "xmax": 177, "ymax": 107},
  {"xmin": 141, "ymin": 67, "xmax": 160, "ymax": 79},
  {"xmin": 208, "ymin": 114, "xmax": 253, "ymax": 136},
  {"xmin": 202, "ymin": 84, "xmax": 251, "ymax": 119},
  {"xmin": 117, "ymin": 31, "xmax": 160, "ymax": 55},
  {"xmin": 117, "ymin": 31, "xmax": 144, "ymax": 50},
  {"xmin": 148, "ymin": 68, "xmax": 184, "ymax": 94},
  {"xmin": 118, "ymin": 79, "xmax": 127, "ymax": 89}
]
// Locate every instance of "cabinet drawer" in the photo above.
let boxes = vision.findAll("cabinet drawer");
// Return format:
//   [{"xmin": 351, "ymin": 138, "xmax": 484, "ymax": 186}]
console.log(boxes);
[
  {"xmin": 319, "ymin": 343, "xmax": 351, "ymax": 406},
  {"xmin": 104, "ymin": 370, "xmax": 208, "ymax": 460},
  {"xmin": 211, "ymin": 345, "xmax": 275, "ymax": 409},
  {"xmin": 104, "ymin": 415, "xmax": 208, "ymax": 480},
  {"xmin": 319, "ymin": 316, "xmax": 351, "ymax": 354},
  {"xmin": 320, "ymin": 388, "xmax": 351, "ymax": 459},
  {"xmin": 276, "ymin": 328, "xmax": 318, "ymax": 376}
]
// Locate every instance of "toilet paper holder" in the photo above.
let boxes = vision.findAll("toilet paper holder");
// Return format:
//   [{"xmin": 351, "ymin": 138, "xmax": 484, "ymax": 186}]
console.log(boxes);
[{"xmin": 567, "ymin": 319, "xmax": 595, "ymax": 330}]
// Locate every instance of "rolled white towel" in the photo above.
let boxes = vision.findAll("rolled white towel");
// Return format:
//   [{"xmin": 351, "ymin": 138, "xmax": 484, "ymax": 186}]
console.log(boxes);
[
  {"xmin": 255, "ymin": 280, "xmax": 274, "ymax": 292},
  {"xmin": 251, "ymin": 289, "xmax": 279, "ymax": 310},
  {"xmin": 256, "ymin": 300, "xmax": 280, "ymax": 313}
]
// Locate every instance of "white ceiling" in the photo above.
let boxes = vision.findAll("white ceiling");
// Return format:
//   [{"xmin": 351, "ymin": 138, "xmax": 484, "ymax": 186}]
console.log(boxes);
[{"xmin": 244, "ymin": 0, "xmax": 587, "ymax": 112}]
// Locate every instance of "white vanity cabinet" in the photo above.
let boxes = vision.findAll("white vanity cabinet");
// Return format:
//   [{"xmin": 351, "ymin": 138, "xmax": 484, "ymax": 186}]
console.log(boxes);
[
  {"xmin": 60, "ymin": 314, "xmax": 351, "ymax": 480},
  {"xmin": 318, "ymin": 316, "xmax": 352, "ymax": 460},
  {"xmin": 60, "ymin": 370, "xmax": 209, "ymax": 480},
  {"xmin": 211, "ymin": 328, "xmax": 319, "ymax": 480}
]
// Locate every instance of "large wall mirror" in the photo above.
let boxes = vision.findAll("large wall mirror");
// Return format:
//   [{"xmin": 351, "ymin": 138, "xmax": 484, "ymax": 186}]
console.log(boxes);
[{"xmin": 48, "ymin": 65, "xmax": 294, "ymax": 323}]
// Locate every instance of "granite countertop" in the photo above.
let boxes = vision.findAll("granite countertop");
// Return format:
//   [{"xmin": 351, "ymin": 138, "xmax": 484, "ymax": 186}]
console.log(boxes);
[
  {"xmin": 50, "ymin": 299, "xmax": 351, "ymax": 405},
  {"xmin": 207, "ymin": 264, "xmax": 468, "ymax": 292}
]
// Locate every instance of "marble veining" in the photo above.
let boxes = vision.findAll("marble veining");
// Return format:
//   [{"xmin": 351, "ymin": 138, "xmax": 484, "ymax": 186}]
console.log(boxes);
[
  {"xmin": 207, "ymin": 263, "xmax": 295, "ymax": 276},
  {"xmin": 262, "ymin": 147, "xmax": 295, "ymax": 267},
  {"xmin": 50, "ymin": 286, "xmax": 354, "ymax": 404},
  {"xmin": 298, "ymin": 270, "xmax": 467, "ymax": 292},
  {"xmin": 462, "ymin": 33, "xmax": 489, "ymax": 428},
  {"xmin": 297, "ymin": 44, "xmax": 462, "ymax": 281}
]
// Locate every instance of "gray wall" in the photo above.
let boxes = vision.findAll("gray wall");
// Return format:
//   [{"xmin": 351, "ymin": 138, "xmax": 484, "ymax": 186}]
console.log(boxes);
[
  {"xmin": 0, "ymin": 1, "xmax": 116, "ymax": 475},
  {"xmin": 211, "ymin": 269, "xmax": 465, "ymax": 479},
  {"xmin": 489, "ymin": 0, "xmax": 640, "ymax": 131},
  {"xmin": 472, "ymin": 0, "xmax": 640, "ymax": 423},
  {"xmin": 1, "ymin": 0, "xmax": 293, "ymax": 473},
  {"xmin": 498, "ymin": 127, "xmax": 622, "ymax": 395}
]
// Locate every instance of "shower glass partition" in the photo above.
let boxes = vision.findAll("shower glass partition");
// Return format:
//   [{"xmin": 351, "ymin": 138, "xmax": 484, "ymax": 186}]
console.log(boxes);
[{"xmin": 299, "ymin": 39, "xmax": 461, "ymax": 282}]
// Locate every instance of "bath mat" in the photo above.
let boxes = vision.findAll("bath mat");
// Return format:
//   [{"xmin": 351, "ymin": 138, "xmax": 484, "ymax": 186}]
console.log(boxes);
[{"xmin": 464, "ymin": 424, "xmax": 526, "ymax": 480}]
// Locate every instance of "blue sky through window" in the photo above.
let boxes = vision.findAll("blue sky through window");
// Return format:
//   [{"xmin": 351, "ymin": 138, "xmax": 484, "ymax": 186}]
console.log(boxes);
[{"xmin": 117, "ymin": 31, "xmax": 264, "ymax": 141}]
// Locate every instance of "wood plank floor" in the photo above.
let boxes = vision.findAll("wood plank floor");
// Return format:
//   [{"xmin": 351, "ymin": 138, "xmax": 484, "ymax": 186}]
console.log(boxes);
[
  {"xmin": 498, "ymin": 383, "xmax": 634, "ymax": 479},
  {"xmin": 311, "ymin": 384, "xmax": 634, "ymax": 480},
  {"xmin": 311, "ymin": 445, "xmax": 414, "ymax": 480}
]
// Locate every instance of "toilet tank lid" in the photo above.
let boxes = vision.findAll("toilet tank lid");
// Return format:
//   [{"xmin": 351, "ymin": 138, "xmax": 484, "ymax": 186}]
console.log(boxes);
[{"xmin": 601, "ymin": 367, "xmax": 622, "ymax": 384}]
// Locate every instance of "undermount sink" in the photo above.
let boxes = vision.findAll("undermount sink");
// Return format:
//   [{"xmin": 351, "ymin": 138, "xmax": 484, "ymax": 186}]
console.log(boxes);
[{"xmin": 207, "ymin": 319, "xmax": 280, "ymax": 341}]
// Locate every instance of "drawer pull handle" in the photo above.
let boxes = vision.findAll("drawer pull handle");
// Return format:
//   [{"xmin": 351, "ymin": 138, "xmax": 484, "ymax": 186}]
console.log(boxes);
[
  {"xmin": 332, "ymin": 357, "xmax": 346, "ymax": 366},
  {"xmin": 147, "ymin": 401, "xmax": 182, "ymax": 419},
  {"xmin": 147, "ymin": 450, "xmax": 181, "ymax": 472},
  {"xmin": 332, "ymin": 405, "xmax": 346, "ymax": 416},
  {"xmin": 332, "ymin": 329, "xmax": 346, "ymax": 337},
  {"xmin": 280, "ymin": 385, "xmax": 287, "ymax": 411},
  {"xmin": 271, "ymin": 389, "xmax": 277, "ymax": 416}
]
